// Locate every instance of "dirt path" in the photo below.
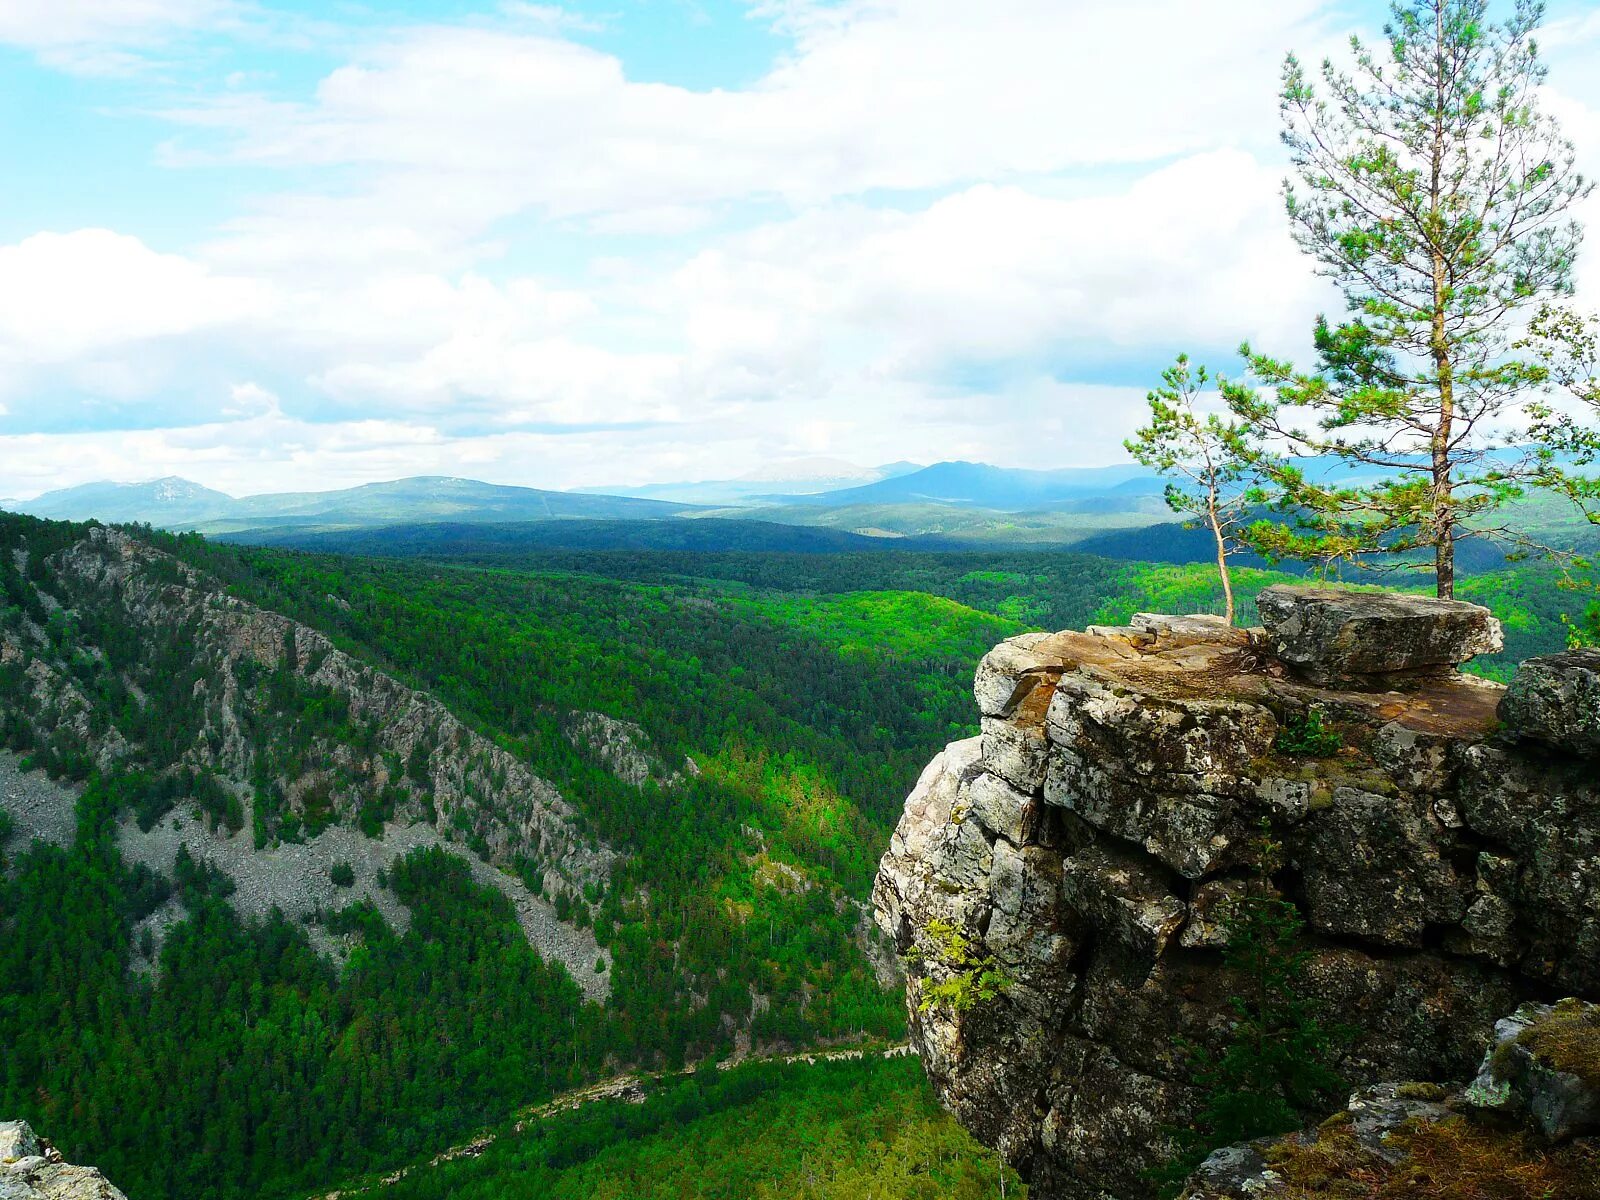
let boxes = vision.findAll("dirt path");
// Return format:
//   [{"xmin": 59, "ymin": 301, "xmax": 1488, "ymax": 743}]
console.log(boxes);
[{"xmin": 312, "ymin": 1043, "xmax": 914, "ymax": 1198}]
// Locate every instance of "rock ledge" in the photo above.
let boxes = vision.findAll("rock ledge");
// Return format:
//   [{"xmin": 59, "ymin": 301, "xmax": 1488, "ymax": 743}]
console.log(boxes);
[{"xmin": 874, "ymin": 594, "xmax": 1599, "ymax": 1199}]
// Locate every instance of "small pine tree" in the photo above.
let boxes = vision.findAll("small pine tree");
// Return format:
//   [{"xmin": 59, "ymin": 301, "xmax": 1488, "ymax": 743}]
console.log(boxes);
[{"xmin": 1126, "ymin": 355, "xmax": 1272, "ymax": 624}]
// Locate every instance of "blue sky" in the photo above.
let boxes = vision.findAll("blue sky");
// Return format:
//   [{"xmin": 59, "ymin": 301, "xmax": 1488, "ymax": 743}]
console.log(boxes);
[{"xmin": 1, "ymin": 0, "xmax": 1598, "ymax": 499}]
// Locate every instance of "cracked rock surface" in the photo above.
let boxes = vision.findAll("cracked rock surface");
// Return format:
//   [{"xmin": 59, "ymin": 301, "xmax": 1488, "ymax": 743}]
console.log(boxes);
[
  {"xmin": 873, "ymin": 590, "xmax": 1599, "ymax": 1199},
  {"xmin": 0, "ymin": 1122, "xmax": 126, "ymax": 1200}
]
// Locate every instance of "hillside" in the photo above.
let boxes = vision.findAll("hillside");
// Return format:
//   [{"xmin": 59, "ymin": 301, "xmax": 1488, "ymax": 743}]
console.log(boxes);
[
  {"xmin": 2, "ymin": 512, "xmax": 1594, "ymax": 1200},
  {"xmin": 1, "ymin": 512, "xmax": 1027, "ymax": 1198},
  {"xmin": 13, "ymin": 476, "xmax": 698, "ymax": 536}
]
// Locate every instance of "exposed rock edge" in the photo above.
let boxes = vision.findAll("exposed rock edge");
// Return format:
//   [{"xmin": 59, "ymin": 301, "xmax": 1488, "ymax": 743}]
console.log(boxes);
[{"xmin": 873, "ymin": 589, "xmax": 1600, "ymax": 1199}]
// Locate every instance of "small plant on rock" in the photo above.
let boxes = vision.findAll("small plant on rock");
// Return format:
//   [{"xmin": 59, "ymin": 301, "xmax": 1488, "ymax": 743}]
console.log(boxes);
[
  {"xmin": 1153, "ymin": 828, "xmax": 1347, "ymax": 1194},
  {"xmin": 1274, "ymin": 708, "xmax": 1344, "ymax": 757},
  {"xmin": 329, "ymin": 860, "xmax": 355, "ymax": 888},
  {"xmin": 907, "ymin": 918, "xmax": 1010, "ymax": 1015}
]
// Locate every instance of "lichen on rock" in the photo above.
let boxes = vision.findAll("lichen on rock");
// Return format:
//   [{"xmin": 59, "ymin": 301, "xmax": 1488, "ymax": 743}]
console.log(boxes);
[
  {"xmin": 874, "ymin": 587, "xmax": 1600, "ymax": 1199},
  {"xmin": 0, "ymin": 1121, "xmax": 127, "ymax": 1200}
]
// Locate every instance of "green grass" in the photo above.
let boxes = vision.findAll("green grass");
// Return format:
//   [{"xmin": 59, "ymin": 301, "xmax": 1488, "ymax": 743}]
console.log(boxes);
[
  {"xmin": 364, "ymin": 1054, "xmax": 1023, "ymax": 1200},
  {"xmin": 725, "ymin": 589, "xmax": 1025, "ymax": 660}
]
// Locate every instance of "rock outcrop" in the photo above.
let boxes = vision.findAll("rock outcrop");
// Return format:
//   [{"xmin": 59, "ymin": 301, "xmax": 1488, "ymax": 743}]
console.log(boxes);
[
  {"xmin": 1465, "ymin": 998, "xmax": 1600, "ymax": 1141},
  {"xmin": 1183, "ymin": 997, "xmax": 1600, "ymax": 1198},
  {"xmin": 0, "ymin": 1121, "xmax": 126, "ymax": 1200},
  {"xmin": 0, "ymin": 524, "xmax": 615, "ymax": 994},
  {"xmin": 874, "ymin": 585, "xmax": 1600, "ymax": 1199}
]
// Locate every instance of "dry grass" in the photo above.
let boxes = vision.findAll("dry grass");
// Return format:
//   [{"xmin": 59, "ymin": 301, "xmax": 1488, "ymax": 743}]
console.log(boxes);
[{"xmin": 1261, "ymin": 1116, "xmax": 1600, "ymax": 1199}]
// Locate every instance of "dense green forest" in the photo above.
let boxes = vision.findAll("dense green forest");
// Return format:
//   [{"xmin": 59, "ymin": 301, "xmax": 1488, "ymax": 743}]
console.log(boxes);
[{"xmin": 2, "ymin": 511, "xmax": 1595, "ymax": 1200}]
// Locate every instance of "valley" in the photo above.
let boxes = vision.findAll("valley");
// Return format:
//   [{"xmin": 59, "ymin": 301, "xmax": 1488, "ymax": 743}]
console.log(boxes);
[{"xmin": 3, "ymin": 506, "xmax": 1594, "ymax": 1198}]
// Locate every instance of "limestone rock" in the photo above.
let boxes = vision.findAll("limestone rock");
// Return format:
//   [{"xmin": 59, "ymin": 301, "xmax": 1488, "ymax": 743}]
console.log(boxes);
[
  {"xmin": 0, "ymin": 1124, "xmax": 40, "ymax": 1164},
  {"xmin": 1060, "ymin": 841, "xmax": 1186, "ymax": 959},
  {"xmin": 973, "ymin": 633, "xmax": 1066, "ymax": 718},
  {"xmin": 1255, "ymin": 585, "xmax": 1502, "ymax": 687},
  {"xmin": 1466, "ymin": 999, "xmax": 1600, "ymax": 1141},
  {"xmin": 876, "ymin": 599, "xmax": 1600, "ymax": 1199},
  {"xmin": 1294, "ymin": 787, "xmax": 1468, "ymax": 948},
  {"xmin": 0, "ymin": 1123, "xmax": 127, "ymax": 1200},
  {"xmin": 1500, "ymin": 648, "xmax": 1600, "ymax": 757}
]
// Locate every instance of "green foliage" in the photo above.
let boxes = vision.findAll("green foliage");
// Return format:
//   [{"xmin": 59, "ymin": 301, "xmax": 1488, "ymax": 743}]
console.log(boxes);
[
  {"xmin": 1227, "ymin": 0, "xmax": 1593, "ymax": 596},
  {"xmin": 1273, "ymin": 709, "xmax": 1344, "ymax": 757},
  {"xmin": 1127, "ymin": 354, "xmax": 1273, "ymax": 623},
  {"xmin": 1155, "ymin": 835, "xmax": 1346, "ymax": 1193},
  {"xmin": 0, "ymin": 799, "xmax": 596, "ymax": 1200},
  {"xmin": 908, "ymin": 919, "xmax": 1010, "ymax": 1015},
  {"xmin": 330, "ymin": 860, "xmax": 355, "ymax": 887}
]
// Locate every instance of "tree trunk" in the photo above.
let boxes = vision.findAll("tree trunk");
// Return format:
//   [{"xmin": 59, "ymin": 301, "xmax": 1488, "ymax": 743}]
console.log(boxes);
[
  {"xmin": 1207, "ymin": 488, "xmax": 1236, "ymax": 625},
  {"xmin": 1428, "ymin": 2, "xmax": 1456, "ymax": 601}
]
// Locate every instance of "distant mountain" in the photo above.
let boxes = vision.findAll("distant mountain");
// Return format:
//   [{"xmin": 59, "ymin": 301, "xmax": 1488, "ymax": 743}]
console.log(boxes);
[
  {"xmin": 772, "ymin": 461, "xmax": 1162, "ymax": 509},
  {"xmin": 574, "ymin": 459, "xmax": 923, "ymax": 506},
  {"xmin": 17, "ymin": 475, "xmax": 697, "ymax": 534},
  {"xmin": 733, "ymin": 456, "xmax": 880, "ymax": 483},
  {"xmin": 19, "ymin": 476, "xmax": 236, "ymax": 525},
  {"xmin": 223, "ymin": 517, "xmax": 979, "ymax": 556}
]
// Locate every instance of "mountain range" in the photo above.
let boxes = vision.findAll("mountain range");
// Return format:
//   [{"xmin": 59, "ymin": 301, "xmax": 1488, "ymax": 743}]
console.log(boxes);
[
  {"xmin": 8, "ymin": 461, "xmax": 1174, "ymax": 539},
  {"xmin": 574, "ymin": 458, "xmax": 926, "ymax": 506},
  {"xmin": 13, "ymin": 475, "xmax": 697, "ymax": 535}
]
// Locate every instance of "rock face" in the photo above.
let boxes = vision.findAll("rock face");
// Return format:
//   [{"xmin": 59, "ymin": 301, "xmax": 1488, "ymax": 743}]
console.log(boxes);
[
  {"xmin": 1499, "ymin": 647, "xmax": 1600, "ymax": 757},
  {"xmin": 1255, "ymin": 584, "xmax": 1503, "ymax": 687},
  {"xmin": 1466, "ymin": 999, "xmax": 1600, "ymax": 1141},
  {"xmin": 0, "ymin": 1121, "xmax": 126, "ymax": 1200},
  {"xmin": 873, "ymin": 590, "xmax": 1600, "ymax": 1200}
]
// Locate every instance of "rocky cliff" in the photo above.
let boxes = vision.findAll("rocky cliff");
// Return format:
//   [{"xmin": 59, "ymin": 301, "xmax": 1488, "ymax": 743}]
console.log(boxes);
[
  {"xmin": 1, "ymin": 524, "xmax": 615, "ymax": 993},
  {"xmin": 873, "ymin": 587, "xmax": 1600, "ymax": 1199},
  {"xmin": 1, "ymin": 1121, "xmax": 125, "ymax": 1199}
]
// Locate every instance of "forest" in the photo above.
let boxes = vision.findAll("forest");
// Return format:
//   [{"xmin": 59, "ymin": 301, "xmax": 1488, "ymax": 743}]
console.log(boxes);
[{"xmin": 1, "ymin": 510, "xmax": 1596, "ymax": 1199}]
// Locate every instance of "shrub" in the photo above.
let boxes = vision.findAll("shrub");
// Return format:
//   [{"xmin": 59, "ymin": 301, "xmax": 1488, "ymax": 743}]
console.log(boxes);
[
  {"xmin": 906, "ymin": 918, "xmax": 1009, "ymax": 1015},
  {"xmin": 330, "ymin": 861, "xmax": 355, "ymax": 888},
  {"xmin": 1274, "ymin": 708, "xmax": 1343, "ymax": 757}
]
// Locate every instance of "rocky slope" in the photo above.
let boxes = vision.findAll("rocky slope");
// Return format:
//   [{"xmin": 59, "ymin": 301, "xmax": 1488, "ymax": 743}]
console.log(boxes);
[
  {"xmin": 1, "ymin": 523, "xmax": 614, "ymax": 993},
  {"xmin": 874, "ymin": 586, "xmax": 1600, "ymax": 1199},
  {"xmin": 1, "ymin": 1121, "xmax": 126, "ymax": 1200},
  {"xmin": 1184, "ymin": 999, "xmax": 1600, "ymax": 1198}
]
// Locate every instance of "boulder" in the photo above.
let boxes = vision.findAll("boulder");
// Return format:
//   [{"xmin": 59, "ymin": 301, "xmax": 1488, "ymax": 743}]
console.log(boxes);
[
  {"xmin": 1499, "ymin": 648, "xmax": 1600, "ymax": 758},
  {"xmin": 0, "ymin": 1123, "xmax": 127, "ymax": 1200},
  {"xmin": 1465, "ymin": 999, "xmax": 1600, "ymax": 1141},
  {"xmin": 1255, "ymin": 585, "xmax": 1502, "ymax": 687},
  {"xmin": 0, "ymin": 1124, "xmax": 39, "ymax": 1164}
]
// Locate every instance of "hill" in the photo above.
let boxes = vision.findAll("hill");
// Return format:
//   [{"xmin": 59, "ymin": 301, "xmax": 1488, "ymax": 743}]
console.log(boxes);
[
  {"xmin": 17, "ymin": 476, "xmax": 236, "ymax": 525},
  {"xmin": 12, "ymin": 476, "xmax": 698, "ymax": 535},
  {"xmin": 772, "ymin": 460, "xmax": 1161, "ymax": 509}
]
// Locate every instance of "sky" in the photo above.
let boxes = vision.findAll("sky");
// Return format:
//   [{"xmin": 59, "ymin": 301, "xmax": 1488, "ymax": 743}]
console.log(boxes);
[{"xmin": 2, "ymin": 0, "xmax": 1599, "ymax": 500}]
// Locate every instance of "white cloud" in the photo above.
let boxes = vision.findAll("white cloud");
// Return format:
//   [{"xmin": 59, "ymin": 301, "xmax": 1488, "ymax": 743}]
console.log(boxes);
[
  {"xmin": 8, "ymin": 0, "xmax": 1598, "ymax": 499},
  {"xmin": 663, "ymin": 150, "xmax": 1332, "ymax": 387},
  {"xmin": 0, "ymin": 230, "xmax": 268, "ymax": 363},
  {"xmin": 166, "ymin": 0, "xmax": 1336, "ymax": 236},
  {"xmin": 0, "ymin": 0, "xmax": 238, "ymax": 73}
]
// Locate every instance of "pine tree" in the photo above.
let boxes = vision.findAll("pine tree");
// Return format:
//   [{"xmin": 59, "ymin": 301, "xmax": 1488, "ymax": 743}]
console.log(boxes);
[
  {"xmin": 1231, "ymin": 0, "xmax": 1591, "ymax": 597},
  {"xmin": 1127, "ymin": 355, "xmax": 1271, "ymax": 624}
]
